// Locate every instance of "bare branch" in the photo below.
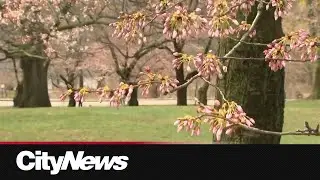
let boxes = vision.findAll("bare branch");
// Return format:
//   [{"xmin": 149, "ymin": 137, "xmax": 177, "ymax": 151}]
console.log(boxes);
[
  {"xmin": 236, "ymin": 121, "xmax": 320, "ymax": 136},
  {"xmin": 227, "ymin": 36, "xmax": 268, "ymax": 46},
  {"xmin": 164, "ymin": 73, "xmax": 201, "ymax": 95}
]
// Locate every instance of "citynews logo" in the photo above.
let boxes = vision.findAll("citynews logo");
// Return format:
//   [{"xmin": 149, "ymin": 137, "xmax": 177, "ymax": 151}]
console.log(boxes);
[{"xmin": 16, "ymin": 151, "xmax": 129, "ymax": 175}]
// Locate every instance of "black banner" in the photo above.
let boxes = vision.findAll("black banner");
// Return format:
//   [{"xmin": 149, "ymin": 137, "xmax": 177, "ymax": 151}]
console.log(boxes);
[{"xmin": 0, "ymin": 144, "xmax": 319, "ymax": 178}]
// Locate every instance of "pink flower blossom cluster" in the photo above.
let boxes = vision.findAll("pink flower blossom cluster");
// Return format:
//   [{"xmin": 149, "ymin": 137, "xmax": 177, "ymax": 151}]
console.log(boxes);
[
  {"xmin": 74, "ymin": 87, "xmax": 89, "ymax": 104},
  {"xmin": 174, "ymin": 116, "xmax": 202, "ymax": 136},
  {"xmin": 206, "ymin": 0, "xmax": 256, "ymax": 38},
  {"xmin": 96, "ymin": 86, "xmax": 112, "ymax": 103},
  {"xmin": 174, "ymin": 99, "xmax": 255, "ymax": 142},
  {"xmin": 162, "ymin": 6, "xmax": 207, "ymax": 41},
  {"xmin": 264, "ymin": 30, "xmax": 319, "ymax": 71},
  {"xmin": 158, "ymin": 74, "xmax": 179, "ymax": 94},
  {"xmin": 263, "ymin": 43, "xmax": 288, "ymax": 71},
  {"xmin": 109, "ymin": 11, "xmax": 147, "ymax": 44},
  {"xmin": 172, "ymin": 52, "xmax": 194, "ymax": 71},
  {"xmin": 137, "ymin": 66, "xmax": 179, "ymax": 95},
  {"xmin": 267, "ymin": 0, "xmax": 295, "ymax": 20},
  {"xmin": 231, "ymin": 0, "xmax": 256, "ymax": 16},
  {"xmin": 152, "ymin": 0, "xmax": 173, "ymax": 14},
  {"xmin": 193, "ymin": 50, "xmax": 226, "ymax": 79},
  {"xmin": 207, "ymin": 0, "xmax": 255, "ymax": 18},
  {"xmin": 234, "ymin": 21, "xmax": 256, "ymax": 38},
  {"xmin": 108, "ymin": 82, "xmax": 134, "ymax": 108}
]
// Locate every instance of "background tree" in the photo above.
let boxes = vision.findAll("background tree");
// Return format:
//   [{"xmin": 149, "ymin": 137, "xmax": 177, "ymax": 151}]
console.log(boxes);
[{"xmin": 0, "ymin": 0, "xmax": 115, "ymax": 107}]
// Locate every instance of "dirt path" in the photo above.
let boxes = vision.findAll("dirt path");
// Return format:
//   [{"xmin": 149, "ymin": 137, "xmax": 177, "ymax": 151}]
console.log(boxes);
[{"xmin": 0, "ymin": 99, "xmax": 219, "ymax": 107}]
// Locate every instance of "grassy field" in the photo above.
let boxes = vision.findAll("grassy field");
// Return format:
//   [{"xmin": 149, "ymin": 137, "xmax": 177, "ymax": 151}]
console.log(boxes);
[{"xmin": 0, "ymin": 100, "xmax": 319, "ymax": 144}]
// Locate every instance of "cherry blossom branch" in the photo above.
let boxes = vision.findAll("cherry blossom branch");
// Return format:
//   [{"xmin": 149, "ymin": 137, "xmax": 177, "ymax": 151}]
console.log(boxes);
[
  {"xmin": 227, "ymin": 36, "xmax": 269, "ymax": 46},
  {"xmin": 194, "ymin": 113, "xmax": 320, "ymax": 136},
  {"xmin": 143, "ymin": 0, "xmax": 187, "ymax": 28},
  {"xmin": 201, "ymin": 77, "xmax": 227, "ymax": 101},
  {"xmin": 218, "ymin": 56, "xmax": 320, "ymax": 62},
  {"xmin": 164, "ymin": 73, "xmax": 201, "ymax": 95},
  {"xmin": 235, "ymin": 121, "xmax": 320, "ymax": 136},
  {"xmin": 224, "ymin": 2, "xmax": 264, "ymax": 57}
]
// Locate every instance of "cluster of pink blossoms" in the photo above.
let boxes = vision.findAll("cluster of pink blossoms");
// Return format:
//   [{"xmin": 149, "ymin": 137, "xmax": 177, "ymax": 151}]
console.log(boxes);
[
  {"xmin": 109, "ymin": 11, "xmax": 147, "ymax": 44},
  {"xmin": 206, "ymin": 0, "xmax": 256, "ymax": 38},
  {"xmin": 264, "ymin": 30, "xmax": 319, "ymax": 72},
  {"xmin": 267, "ymin": 0, "xmax": 295, "ymax": 20},
  {"xmin": 174, "ymin": 99, "xmax": 255, "ymax": 142},
  {"xmin": 96, "ymin": 83, "xmax": 134, "ymax": 108},
  {"xmin": 153, "ymin": 0, "xmax": 173, "ymax": 14},
  {"xmin": 137, "ymin": 67, "xmax": 179, "ymax": 95},
  {"xmin": 172, "ymin": 51, "xmax": 227, "ymax": 79},
  {"xmin": 162, "ymin": 6, "xmax": 207, "ymax": 41},
  {"xmin": 194, "ymin": 51, "xmax": 227, "ymax": 79}
]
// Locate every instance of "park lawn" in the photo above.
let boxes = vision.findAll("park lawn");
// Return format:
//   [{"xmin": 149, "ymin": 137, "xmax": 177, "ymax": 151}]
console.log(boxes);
[{"xmin": 0, "ymin": 100, "xmax": 319, "ymax": 144}]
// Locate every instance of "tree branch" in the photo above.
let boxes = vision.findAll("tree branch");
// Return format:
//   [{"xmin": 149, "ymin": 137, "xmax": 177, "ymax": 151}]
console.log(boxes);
[
  {"xmin": 236, "ymin": 121, "xmax": 320, "ymax": 136},
  {"xmin": 224, "ymin": 2, "xmax": 263, "ymax": 58},
  {"xmin": 164, "ymin": 73, "xmax": 201, "ymax": 95}
]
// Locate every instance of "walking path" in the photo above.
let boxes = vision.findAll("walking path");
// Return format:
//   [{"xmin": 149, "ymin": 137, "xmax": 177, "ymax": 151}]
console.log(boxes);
[{"xmin": 0, "ymin": 98, "xmax": 296, "ymax": 107}]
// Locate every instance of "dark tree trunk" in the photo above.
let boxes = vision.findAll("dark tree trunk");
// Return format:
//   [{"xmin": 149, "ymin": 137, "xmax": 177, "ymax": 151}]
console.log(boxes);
[
  {"xmin": 176, "ymin": 64, "xmax": 187, "ymax": 106},
  {"xmin": 197, "ymin": 76, "xmax": 211, "ymax": 105},
  {"xmin": 216, "ymin": 5, "xmax": 285, "ymax": 144},
  {"xmin": 121, "ymin": 78, "xmax": 139, "ymax": 106},
  {"xmin": 173, "ymin": 41, "xmax": 187, "ymax": 106},
  {"xmin": 197, "ymin": 82, "xmax": 209, "ymax": 105},
  {"xmin": 62, "ymin": 75, "xmax": 76, "ymax": 107},
  {"xmin": 149, "ymin": 84, "xmax": 160, "ymax": 98},
  {"xmin": 13, "ymin": 57, "xmax": 51, "ymax": 108},
  {"xmin": 127, "ymin": 82, "xmax": 139, "ymax": 106},
  {"xmin": 68, "ymin": 91, "xmax": 76, "ymax": 107},
  {"xmin": 312, "ymin": 61, "xmax": 320, "ymax": 99},
  {"xmin": 13, "ymin": 82, "xmax": 23, "ymax": 107},
  {"xmin": 307, "ymin": 0, "xmax": 320, "ymax": 99},
  {"xmin": 79, "ymin": 70, "xmax": 84, "ymax": 88}
]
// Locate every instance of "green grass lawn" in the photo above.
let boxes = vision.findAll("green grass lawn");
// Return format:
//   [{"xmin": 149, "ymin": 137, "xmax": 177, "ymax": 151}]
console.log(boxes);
[{"xmin": 0, "ymin": 100, "xmax": 319, "ymax": 144}]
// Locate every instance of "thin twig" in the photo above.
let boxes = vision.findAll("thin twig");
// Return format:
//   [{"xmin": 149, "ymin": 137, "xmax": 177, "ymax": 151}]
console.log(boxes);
[
  {"xmin": 165, "ymin": 73, "xmax": 201, "ymax": 95},
  {"xmin": 235, "ymin": 121, "xmax": 320, "ymax": 136},
  {"xmin": 217, "ymin": 56, "xmax": 319, "ymax": 62},
  {"xmin": 201, "ymin": 77, "xmax": 227, "ymax": 101}
]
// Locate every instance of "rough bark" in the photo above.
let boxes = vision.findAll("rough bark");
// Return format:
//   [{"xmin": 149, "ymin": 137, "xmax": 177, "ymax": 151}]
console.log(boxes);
[
  {"xmin": 13, "ymin": 57, "xmax": 51, "ymax": 107},
  {"xmin": 120, "ymin": 69, "xmax": 139, "ymax": 106},
  {"xmin": 60, "ymin": 74, "xmax": 76, "ymax": 107},
  {"xmin": 312, "ymin": 61, "xmax": 320, "ymax": 99},
  {"xmin": 79, "ymin": 70, "xmax": 84, "ymax": 88},
  {"xmin": 308, "ymin": 0, "xmax": 320, "ymax": 99},
  {"xmin": 175, "ymin": 64, "xmax": 188, "ymax": 105},
  {"xmin": 173, "ymin": 41, "xmax": 188, "ymax": 106},
  {"xmin": 216, "ymin": 5, "xmax": 285, "ymax": 144},
  {"xmin": 68, "ymin": 91, "xmax": 76, "ymax": 107},
  {"xmin": 197, "ymin": 81, "xmax": 209, "ymax": 105},
  {"xmin": 127, "ymin": 82, "xmax": 139, "ymax": 106}
]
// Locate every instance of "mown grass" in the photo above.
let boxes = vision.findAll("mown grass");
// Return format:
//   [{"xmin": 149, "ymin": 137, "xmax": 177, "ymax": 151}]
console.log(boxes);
[{"xmin": 0, "ymin": 100, "xmax": 319, "ymax": 144}]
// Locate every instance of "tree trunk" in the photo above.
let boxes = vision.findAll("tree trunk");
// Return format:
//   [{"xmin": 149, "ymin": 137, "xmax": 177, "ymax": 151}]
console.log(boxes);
[
  {"xmin": 308, "ymin": 0, "xmax": 320, "ymax": 99},
  {"xmin": 68, "ymin": 91, "xmax": 76, "ymax": 107},
  {"xmin": 197, "ymin": 81, "xmax": 209, "ymax": 105},
  {"xmin": 13, "ymin": 57, "xmax": 51, "ymax": 107},
  {"xmin": 173, "ymin": 41, "xmax": 187, "ymax": 106},
  {"xmin": 127, "ymin": 82, "xmax": 139, "ymax": 106},
  {"xmin": 216, "ymin": 5, "xmax": 285, "ymax": 144},
  {"xmin": 175, "ymin": 65, "xmax": 187, "ymax": 105},
  {"xmin": 60, "ymin": 74, "xmax": 76, "ymax": 107},
  {"xmin": 312, "ymin": 61, "xmax": 320, "ymax": 99},
  {"xmin": 149, "ymin": 84, "xmax": 160, "ymax": 98},
  {"xmin": 79, "ymin": 70, "xmax": 84, "ymax": 88}
]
